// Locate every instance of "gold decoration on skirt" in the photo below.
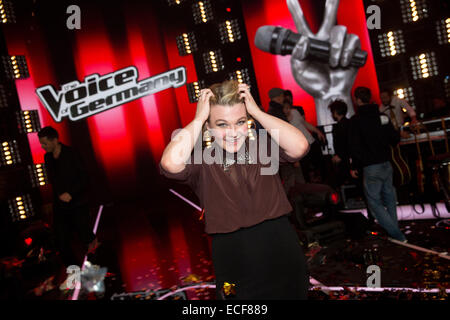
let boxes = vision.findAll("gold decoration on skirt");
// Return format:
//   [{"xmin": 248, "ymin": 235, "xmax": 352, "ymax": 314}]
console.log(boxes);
[
  {"xmin": 223, "ymin": 282, "xmax": 236, "ymax": 296},
  {"xmin": 182, "ymin": 274, "xmax": 201, "ymax": 284}
]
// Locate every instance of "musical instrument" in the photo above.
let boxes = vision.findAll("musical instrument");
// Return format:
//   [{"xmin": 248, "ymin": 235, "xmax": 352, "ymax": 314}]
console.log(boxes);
[
  {"xmin": 390, "ymin": 144, "xmax": 411, "ymax": 186},
  {"xmin": 428, "ymin": 118, "xmax": 450, "ymax": 199},
  {"xmin": 399, "ymin": 116, "xmax": 450, "ymax": 146}
]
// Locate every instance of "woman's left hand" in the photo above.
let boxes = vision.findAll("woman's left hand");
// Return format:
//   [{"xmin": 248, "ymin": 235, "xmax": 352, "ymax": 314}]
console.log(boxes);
[{"xmin": 239, "ymin": 84, "xmax": 261, "ymax": 117}]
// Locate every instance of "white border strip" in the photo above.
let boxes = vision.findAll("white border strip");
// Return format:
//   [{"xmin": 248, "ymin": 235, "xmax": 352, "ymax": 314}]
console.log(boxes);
[
  {"xmin": 169, "ymin": 189, "xmax": 202, "ymax": 211},
  {"xmin": 388, "ymin": 238, "xmax": 450, "ymax": 260},
  {"xmin": 157, "ymin": 283, "xmax": 217, "ymax": 300},
  {"xmin": 340, "ymin": 203, "xmax": 450, "ymax": 221},
  {"xmin": 310, "ymin": 285, "xmax": 450, "ymax": 293}
]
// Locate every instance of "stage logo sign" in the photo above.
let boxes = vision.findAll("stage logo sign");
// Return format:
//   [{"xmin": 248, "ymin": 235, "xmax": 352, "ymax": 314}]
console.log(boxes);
[{"xmin": 36, "ymin": 66, "xmax": 186, "ymax": 122}]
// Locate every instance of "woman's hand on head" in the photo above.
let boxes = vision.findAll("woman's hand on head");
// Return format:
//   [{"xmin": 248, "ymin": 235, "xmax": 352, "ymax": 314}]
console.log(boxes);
[
  {"xmin": 195, "ymin": 89, "xmax": 214, "ymax": 122},
  {"xmin": 238, "ymin": 84, "xmax": 261, "ymax": 117}
]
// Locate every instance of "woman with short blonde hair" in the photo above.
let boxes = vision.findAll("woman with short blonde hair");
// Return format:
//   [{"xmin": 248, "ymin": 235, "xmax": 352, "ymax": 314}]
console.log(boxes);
[{"xmin": 160, "ymin": 80, "xmax": 310, "ymax": 299}]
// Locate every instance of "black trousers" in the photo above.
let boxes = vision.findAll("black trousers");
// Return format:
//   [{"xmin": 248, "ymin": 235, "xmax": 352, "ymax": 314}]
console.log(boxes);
[
  {"xmin": 211, "ymin": 215, "xmax": 309, "ymax": 300},
  {"xmin": 53, "ymin": 205, "xmax": 95, "ymax": 267}
]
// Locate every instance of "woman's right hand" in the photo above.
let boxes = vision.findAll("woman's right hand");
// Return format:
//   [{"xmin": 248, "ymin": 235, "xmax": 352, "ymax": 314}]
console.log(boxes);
[{"xmin": 195, "ymin": 89, "xmax": 213, "ymax": 122}]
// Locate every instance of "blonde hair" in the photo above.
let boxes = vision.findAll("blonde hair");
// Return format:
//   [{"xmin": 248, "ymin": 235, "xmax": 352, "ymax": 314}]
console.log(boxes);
[
  {"xmin": 202, "ymin": 80, "xmax": 250, "ymax": 147},
  {"xmin": 208, "ymin": 80, "xmax": 244, "ymax": 107}
]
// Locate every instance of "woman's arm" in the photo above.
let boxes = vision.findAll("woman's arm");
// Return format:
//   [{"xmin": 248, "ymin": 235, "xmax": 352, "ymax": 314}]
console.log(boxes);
[
  {"xmin": 239, "ymin": 84, "xmax": 309, "ymax": 159},
  {"xmin": 160, "ymin": 90, "xmax": 213, "ymax": 173}
]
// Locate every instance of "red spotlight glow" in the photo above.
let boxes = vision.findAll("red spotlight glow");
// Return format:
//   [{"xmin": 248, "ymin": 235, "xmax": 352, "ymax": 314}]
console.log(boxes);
[
  {"xmin": 236, "ymin": 57, "xmax": 242, "ymax": 62},
  {"xmin": 226, "ymin": 8, "xmax": 231, "ymax": 12},
  {"xmin": 25, "ymin": 237, "xmax": 32, "ymax": 246},
  {"xmin": 330, "ymin": 192, "xmax": 339, "ymax": 204}
]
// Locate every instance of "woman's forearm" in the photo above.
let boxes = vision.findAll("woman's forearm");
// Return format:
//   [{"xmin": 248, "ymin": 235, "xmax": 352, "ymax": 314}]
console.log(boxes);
[
  {"xmin": 251, "ymin": 109, "xmax": 309, "ymax": 158},
  {"xmin": 160, "ymin": 117, "xmax": 205, "ymax": 173}
]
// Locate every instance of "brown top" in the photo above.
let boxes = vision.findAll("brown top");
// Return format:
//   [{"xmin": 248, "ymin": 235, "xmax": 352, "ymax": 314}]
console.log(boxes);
[{"xmin": 159, "ymin": 133, "xmax": 300, "ymax": 234}]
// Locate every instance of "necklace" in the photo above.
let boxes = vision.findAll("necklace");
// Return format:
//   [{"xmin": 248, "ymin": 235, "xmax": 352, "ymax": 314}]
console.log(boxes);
[{"xmin": 222, "ymin": 139, "xmax": 254, "ymax": 171}]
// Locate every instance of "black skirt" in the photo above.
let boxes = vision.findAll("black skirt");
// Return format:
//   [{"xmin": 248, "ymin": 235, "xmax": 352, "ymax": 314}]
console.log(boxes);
[{"xmin": 211, "ymin": 215, "xmax": 309, "ymax": 300}]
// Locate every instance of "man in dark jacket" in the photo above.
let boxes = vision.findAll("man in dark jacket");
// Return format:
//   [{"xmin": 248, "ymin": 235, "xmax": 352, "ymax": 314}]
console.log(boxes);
[
  {"xmin": 267, "ymin": 87, "xmax": 288, "ymax": 121},
  {"xmin": 329, "ymin": 100, "xmax": 351, "ymax": 186},
  {"xmin": 349, "ymin": 87, "xmax": 407, "ymax": 242},
  {"xmin": 38, "ymin": 126, "xmax": 97, "ymax": 267}
]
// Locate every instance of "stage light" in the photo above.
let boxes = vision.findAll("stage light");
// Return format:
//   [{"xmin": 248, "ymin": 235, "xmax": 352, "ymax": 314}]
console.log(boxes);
[
  {"xmin": 0, "ymin": 84, "xmax": 7, "ymax": 108},
  {"xmin": 436, "ymin": 18, "xmax": 450, "ymax": 44},
  {"xmin": 0, "ymin": 0, "xmax": 16, "ymax": 24},
  {"xmin": 1, "ymin": 140, "xmax": 21, "ymax": 166},
  {"xmin": 377, "ymin": 30, "xmax": 405, "ymax": 57},
  {"xmin": 330, "ymin": 192, "xmax": 339, "ymax": 205},
  {"xmin": 219, "ymin": 19, "xmax": 241, "ymax": 44},
  {"xmin": 202, "ymin": 50, "xmax": 224, "ymax": 74},
  {"xmin": 410, "ymin": 52, "xmax": 438, "ymax": 79},
  {"xmin": 16, "ymin": 110, "xmax": 41, "ymax": 133},
  {"xmin": 186, "ymin": 80, "xmax": 206, "ymax": 103},
  {"xmin": 24, "ymin": 237, "xmax": 32, "ymax": 246},
  {"xmin": 393, "ymin": 87, "xmax": 415, "ymax": 107},
  {"xmin": 8, "ymin": 194, "xmax": 35, "ymax": 222},
  {"xmin": 2, "ymin": 55, "xmax": 30, "ymax": 79},
  {"xmin": 28, "ymin": 163, "xmax": 48, "ymax": 187},
  {"xmin": 167, "ymin": 0, "xmax": 184, "ymax": 6},
  {"xmin": 176, "ymin": 32, "xmax": 198, "ymax": 56},
  {"xmin": 400, "ymin": 0, "xmax": 428, "ymax": 23},
  {"xmin": 192, "ymin": 0, "xmax": 213, "ymax": 24},
  {"xmin": 228, "ymin": 68, "xmax": 250, "ymax": 84}
]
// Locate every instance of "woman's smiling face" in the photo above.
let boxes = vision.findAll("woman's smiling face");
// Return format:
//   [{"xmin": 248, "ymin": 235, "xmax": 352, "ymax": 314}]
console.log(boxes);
[{"xmin": 206, "ymin": 103, "xmax": 248, "ymax": 153}]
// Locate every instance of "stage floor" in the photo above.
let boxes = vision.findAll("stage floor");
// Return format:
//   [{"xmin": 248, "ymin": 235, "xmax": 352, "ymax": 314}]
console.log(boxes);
[{"xmin": 13, "ymin": 191, "xmax": 450, "ymax": 301}]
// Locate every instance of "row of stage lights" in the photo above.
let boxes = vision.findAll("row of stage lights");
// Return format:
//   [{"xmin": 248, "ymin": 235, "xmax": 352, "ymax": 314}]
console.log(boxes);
[
  {"xmin": 1, "ymin": 140, "xmax": 20, "ymax": 166},
  {"xmin": 8, "ymin": 194, "xmax": 35, "ymax": 222},
  {"xmin": 2, "ymin": 55, "xmax": 30, "ymax": 79},
  {"xmin": 378, "ymin": 17, "xmax": 449, "ymax": 58},
  {"xmin": 176, "ymin": 18, "xmax": 241, "ymax": 56},
  {"xmin": 436, "ymin": 18, "xmax": 450, "ymax": 45},
  {"xmin": 410, "ymin": 52, "xmax": 438, "ymax": 80},
  {"xmin": 400, "ymin": 0, "xmax": 429, "ymax": 23},
  {"xmin": 0, "ymin": 0, "xmax": 15, "ymax": 24},
  {"xmin": 185, "ymin": 68, "xmax": 251, "ymax": 103},
  {"xmin": 394, "ymin": 87, "xmax": 415, "ymax": 108},
  {"xmin": 1, "ymin": 54, "xmax": 45, "ymax": 222},
  {"xmin": 377, "ymin": 0, "xmax": 448, "ymax": 106},
  {"xmin": 1, "ymin": 140, "xmax": 47, "ymax": 185},
  {"xmin": 173, "ymin": 1, "xmax": 248, "ymax": 102}
]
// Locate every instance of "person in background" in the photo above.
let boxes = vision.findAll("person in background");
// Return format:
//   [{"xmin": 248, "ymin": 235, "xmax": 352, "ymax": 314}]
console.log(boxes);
[
  {"xmin": 267, "ymin": 87, "xmax": 289, "ymax": 122},
  {"xmin": 38, "ymin": 127, "xmax": 99, "ymax": 271},
  {"xmin": 282, "ymin": 90, "xmax": 326, "ymax": 183},
  {"xmin": 279, "ymin": 97, "xmax": 310, "ymax": 193},
  {"xmin": 328, "ymin": 100, "xmax": 351, "ymax": 187},
  {"xmin": 329, "ymin": 100, "xmax": 375, "ymax": 227},
  {"xmin": 380, "ymin": 89, "xmax": 417, "ymax": 138},
  {"xmin": 349, "ymin": 87, "xmax": 407, "ymax": 242},
  {"xmin": 284, "ymin": 90, "xmax": 305, "ymax": 118}
]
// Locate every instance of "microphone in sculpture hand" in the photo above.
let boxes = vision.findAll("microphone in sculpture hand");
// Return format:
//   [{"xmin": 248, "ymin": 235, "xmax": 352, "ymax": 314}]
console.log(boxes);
[
  {"xmin": 254, "ymin": 0, "xmax": 368, "ymax": 126},
  {"xmin": 255, "ymin": 25, "xmax": 367, "ymax": 68}
]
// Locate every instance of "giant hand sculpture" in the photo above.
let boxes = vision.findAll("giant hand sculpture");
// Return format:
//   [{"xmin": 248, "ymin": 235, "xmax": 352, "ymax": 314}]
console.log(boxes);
[{"xmin": 287, "ymin": 0, "xmax": 363, "ymax": 126}]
